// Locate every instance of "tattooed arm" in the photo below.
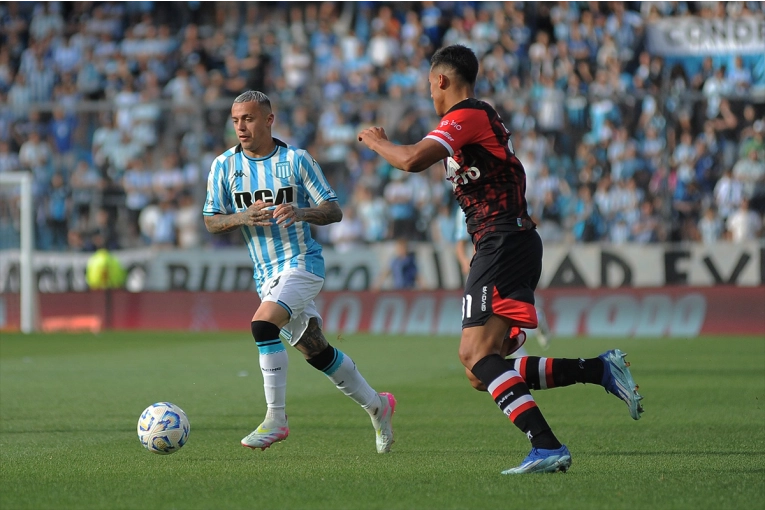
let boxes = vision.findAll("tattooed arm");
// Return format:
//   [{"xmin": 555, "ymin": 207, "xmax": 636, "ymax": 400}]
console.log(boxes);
[
  {"xmin": 273, "ymin": 200, "xmax": 342, "ymax": 228},
  {"xmin": 204, "ymin": 200, "xmax": 274, "ymax": 233},
  {"xmin": 294, "ymin": 318, "xmax": 330, "ymax": 359}
]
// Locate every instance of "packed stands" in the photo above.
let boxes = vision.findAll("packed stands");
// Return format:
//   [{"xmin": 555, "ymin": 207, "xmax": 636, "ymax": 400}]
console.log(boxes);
[{"xmin": 1, "ymin": 1, "xmax": 764, "ymax": 252}]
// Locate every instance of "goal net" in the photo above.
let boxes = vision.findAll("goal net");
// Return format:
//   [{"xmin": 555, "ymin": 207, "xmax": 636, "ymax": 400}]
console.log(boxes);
[{"xmin": 0, "ymin": 172, "xmax": 38, "ymax": 333}]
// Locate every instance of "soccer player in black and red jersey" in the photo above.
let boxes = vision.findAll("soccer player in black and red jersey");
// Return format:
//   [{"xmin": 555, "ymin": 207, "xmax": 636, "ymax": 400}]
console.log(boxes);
[{"xmin": 358, "ymin": 45, "xmax": 644, "ymax": 474}]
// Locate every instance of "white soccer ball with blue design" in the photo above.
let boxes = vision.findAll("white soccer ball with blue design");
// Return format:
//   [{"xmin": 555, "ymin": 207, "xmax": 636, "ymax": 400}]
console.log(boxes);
[{"xmin": 137, "ymin": 402, "xmax": 190, "ymax": 455}]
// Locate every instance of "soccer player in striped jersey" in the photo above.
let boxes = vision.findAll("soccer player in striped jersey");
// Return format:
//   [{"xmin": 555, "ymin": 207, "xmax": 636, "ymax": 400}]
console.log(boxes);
[
  {"xmin": 358, "ymin": 45, "xmax": 643, "ymax": 474},
  {"xmin": 204, "ymin": 91, "xmax": 396, "ymax": 453}
]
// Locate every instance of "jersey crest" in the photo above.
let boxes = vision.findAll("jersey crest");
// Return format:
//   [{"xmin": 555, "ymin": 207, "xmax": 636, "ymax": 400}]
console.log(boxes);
[{"xmin": 274, "ymin": 162, "xmax": 291, "ymax": 178}]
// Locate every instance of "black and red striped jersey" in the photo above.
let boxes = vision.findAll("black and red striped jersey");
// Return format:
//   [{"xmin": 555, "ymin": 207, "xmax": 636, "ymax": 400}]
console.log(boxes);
[{"xmin": 425, "ymin": 98, "xmax": 535, "ymax": 243}]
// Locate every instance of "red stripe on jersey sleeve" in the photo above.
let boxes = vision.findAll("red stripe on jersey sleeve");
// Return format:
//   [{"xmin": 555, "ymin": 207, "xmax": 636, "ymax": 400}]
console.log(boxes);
[{"xmin": 426, "ymin": 108, "xmax": 486, "ymax": 154}]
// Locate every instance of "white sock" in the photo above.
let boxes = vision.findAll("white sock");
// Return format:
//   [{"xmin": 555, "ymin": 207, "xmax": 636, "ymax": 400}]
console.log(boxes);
[
  {"xmin": 323, "ymin": 349, "xmax": 379, "ymax": 417},
  {"xmin": 257, "ymin": 341, "xmax": 288, "ymax": 423}
]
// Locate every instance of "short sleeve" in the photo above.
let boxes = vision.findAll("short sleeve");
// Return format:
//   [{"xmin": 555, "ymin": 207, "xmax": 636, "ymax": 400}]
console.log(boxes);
[
  {"xmin": 424, "ymin": 108, "xmax": 483, "ymax": 156},
  {"xmin": 203, "ymin": 157, "xmax": 230, "ymax": 215},
  {"xmin": 297, "ymin": 150, "xmax": 338, "ymax": 205}
]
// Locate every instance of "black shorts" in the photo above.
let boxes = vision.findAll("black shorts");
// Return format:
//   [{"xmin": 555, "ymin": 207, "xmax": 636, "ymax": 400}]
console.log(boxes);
[{"xmin": 461, "ymin": 230, "xmax": 542, "ymax": 329}]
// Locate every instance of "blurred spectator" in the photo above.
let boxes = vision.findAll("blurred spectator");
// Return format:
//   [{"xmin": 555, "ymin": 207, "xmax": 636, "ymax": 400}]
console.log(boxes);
[
  {"xmin": 122, "ymin": 158, "xmax": 154, "ymax": 242},
  {"xmin": 714, "ymin": 168, "xmax": 745, "ymax": 221},
  {"xmin": 328, "ymin": 203, "xmax": 366, "ymax": 253},
  {"xmin": 282, "ymin": 42, "xmax": 311, "ymax": 93},
  {"xmin": 732, "ymin": 149, "xmax": 765, "ymax": 199},
  {"xmin": 372, "ymin": 239, "xmax": 420, "ymax": 290},
  {"xmin": 1, "ymin": 1, "xmax": 763, "ymax": 253},
  {"xmin": 8, "ymin": 73, "xmax": 32, "ymax": 120},
  {"xmin": 631, "ymin": 200, "xmax": 664, "ymax": 244},
  {"xmin": 150, "ymin": 153, "xmax": 184, "ymax": 202},
  {"xmin": 91, "ymin": 207, "xmax": 120, "ymax": 251},
  {"xmin": 698, "ymin": 207, "xmax": 724, "ymax": 245},
  {"xmin": 27, "ymin": 57, "xmax": 56, "ymax": 103},
  {"xmin": 91, "ymin": 114, "xmax": 121, "ymax": 171},
  {"xmin": 726, "ymin": 199, "xmax": 762, "ymax": 242},
  {"xmin": 29, "ymin": 3, "xmax": 64, "ymax": 42},
  {"xmin": 69, "ymin": 160, "xmax": 102, "ymax": 230},
  {"xmin": 383, "ymin": 171, "xmax": 418, "ymax": 241},
  {"xmin": 43, "ymin": 173, "xmax": 70, "ymax": 251},
  {"xmin": 703, "ymin": 66, "xmax": 731, "ymax": 120},
  {"xmin": 108, "ymin": 131, "xmax": 143, "ymax": 179},
  {"xmin": 18, "ymin": 130, "xmax": 51, "ymax": 188},
  {"xmin": 430, "ymin": 203, "xmax": 456, "ymax": 245},
  {"xmin": 175, "ymin": 192, "xmax": 202, "ymax": 249},
  {"xmin": 725, "ymin": 56, "xmax": 752, "ymax": 95},
  {"xmin": 355, "ymin": 185, "xmax": 388, "ymax": 243},
  {"xmin": 0, "ymin": 141, "xmax": 20, "ymax": 174},
  {"xmin": 48, "ymin": 106, "xmax": 77, "ymax": 173},
  {"xmin": 144, "ymin": 198, "xmax": 177, "ymax": 248},
  {"xmin": 572, "ymin": 185, "xmax": 601, "ymax": 242}
]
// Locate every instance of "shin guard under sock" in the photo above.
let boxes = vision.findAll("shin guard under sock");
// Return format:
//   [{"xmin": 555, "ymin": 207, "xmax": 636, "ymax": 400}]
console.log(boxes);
[{"xmin": 472, "ymin": 354, "xmax": 561, "ymax": 450}]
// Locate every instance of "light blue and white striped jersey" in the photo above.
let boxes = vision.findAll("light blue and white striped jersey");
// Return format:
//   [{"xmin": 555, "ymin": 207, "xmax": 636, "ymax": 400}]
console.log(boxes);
[{"xmin": 203, "ymin": 139, "xmax": 338, "ymax": 294}]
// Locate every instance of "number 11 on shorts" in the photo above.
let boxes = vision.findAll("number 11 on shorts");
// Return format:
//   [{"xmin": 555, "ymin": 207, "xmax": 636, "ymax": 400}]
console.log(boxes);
[{"xmin": 462, "ymin": 295, "xmax": 472, "ymax": 320}]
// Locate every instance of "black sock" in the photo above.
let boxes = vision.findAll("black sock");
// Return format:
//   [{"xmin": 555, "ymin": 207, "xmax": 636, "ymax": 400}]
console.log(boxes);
[
  {"xmin": 471, "ymin": 354, "xmax": 562, "ymax": 450},
  {"xmin": 511, "ymin": 356, "xmax": 604, "ymax": 389}
]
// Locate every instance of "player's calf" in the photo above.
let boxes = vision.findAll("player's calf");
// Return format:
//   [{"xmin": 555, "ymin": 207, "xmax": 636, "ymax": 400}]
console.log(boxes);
[{"xmin": 302, "ymin": 324, "xmax": 394, "ymax": 452}]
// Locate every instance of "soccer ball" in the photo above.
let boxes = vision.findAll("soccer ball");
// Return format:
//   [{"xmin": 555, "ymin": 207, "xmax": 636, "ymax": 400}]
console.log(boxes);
[{"xmin": 137, "ymin": 402, "xmax": 190, "ymax": 455}]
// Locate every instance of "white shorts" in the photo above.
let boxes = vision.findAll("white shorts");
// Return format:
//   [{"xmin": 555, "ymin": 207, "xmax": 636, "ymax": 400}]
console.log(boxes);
[{"xmin": 259, "ymin": 268, "xmax": 324, "ymax": 346}]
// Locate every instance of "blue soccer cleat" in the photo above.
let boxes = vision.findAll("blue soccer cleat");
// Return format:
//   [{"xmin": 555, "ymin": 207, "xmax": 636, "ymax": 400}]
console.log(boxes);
[
  {"xmin": 599, "ymin": 349, "xmax": 644, "ymax": 420},
  {"xmin": 502, "ymin": 445, "xmax": 572, "ymax": 474}
]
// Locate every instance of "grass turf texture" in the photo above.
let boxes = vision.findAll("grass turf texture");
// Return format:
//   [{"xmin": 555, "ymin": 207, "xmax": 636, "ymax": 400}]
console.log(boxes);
[{"xmin": 1, "ymin": 331, "xmax": 763, "ymax": 510}]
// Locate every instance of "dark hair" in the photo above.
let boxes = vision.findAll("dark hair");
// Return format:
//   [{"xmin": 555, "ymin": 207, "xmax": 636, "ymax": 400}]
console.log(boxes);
[{"xmin": 430, "ymin": 45, "xmax": 479, "ymax": 86}]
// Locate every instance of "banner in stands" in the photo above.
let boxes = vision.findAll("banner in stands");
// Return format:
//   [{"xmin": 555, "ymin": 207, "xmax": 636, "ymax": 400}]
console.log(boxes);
[
  {"xmin": 1, "ymin": 287, "xmax": 762, "ymax": 337},
  {"xmin": 647, "ymin": 16, "xmax": 765, "ymax": 56},
  {"xmin": 0, "ymin": 242, "xmax": 763, "ymax": 293}
]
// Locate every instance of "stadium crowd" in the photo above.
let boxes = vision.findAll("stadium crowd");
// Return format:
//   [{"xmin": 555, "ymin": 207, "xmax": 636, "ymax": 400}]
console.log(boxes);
[{"xmin": 1, "ymin": 1, "xmax": 764, "ymax": 252}]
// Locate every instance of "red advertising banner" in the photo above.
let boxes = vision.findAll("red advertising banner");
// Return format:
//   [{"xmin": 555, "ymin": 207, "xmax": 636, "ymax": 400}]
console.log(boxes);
[{"xmin": 2, "ymin": 287, "xmax": 763, "ymax": 337}]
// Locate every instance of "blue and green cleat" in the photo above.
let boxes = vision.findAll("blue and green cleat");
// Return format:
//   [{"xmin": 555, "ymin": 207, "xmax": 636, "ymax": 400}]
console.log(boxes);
[
  {"xmin": 502, "ymin": 445, "xmax": 572, "ymax": 474},
  {"xmin": 599, "ymin": 349, "xmax": 644, "ymax": 420}
]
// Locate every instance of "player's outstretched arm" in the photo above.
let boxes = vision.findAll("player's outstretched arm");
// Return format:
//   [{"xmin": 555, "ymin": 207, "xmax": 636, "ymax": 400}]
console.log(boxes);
[
  {"xmin": 204, "ymin": 200, "xmax": 274, "ymax": 233},
  {"xmin": 358, "ymin": 126, "xmax": 448, "ymax": 173},
  {"xmin": 273, "ymin": 200, "xmax": 342, "ymax": 228}
]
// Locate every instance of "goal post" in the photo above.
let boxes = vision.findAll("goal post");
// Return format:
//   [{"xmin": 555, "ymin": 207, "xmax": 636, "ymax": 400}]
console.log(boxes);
[{"xmin": 0, "ymin": 171, "xmax": 38, "ymax": 333}]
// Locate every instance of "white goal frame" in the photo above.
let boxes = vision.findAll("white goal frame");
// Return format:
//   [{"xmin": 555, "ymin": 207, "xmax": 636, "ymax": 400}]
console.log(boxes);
[{"xmin": 0, "ymin": 172, "xmax": 38, "ymax": 333}]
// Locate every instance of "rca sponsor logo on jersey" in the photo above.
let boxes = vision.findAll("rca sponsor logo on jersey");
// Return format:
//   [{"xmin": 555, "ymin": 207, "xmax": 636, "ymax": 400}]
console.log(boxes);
[{"xmin": 234, "ymin": 187, "xmax": 295, "ymax": 209}]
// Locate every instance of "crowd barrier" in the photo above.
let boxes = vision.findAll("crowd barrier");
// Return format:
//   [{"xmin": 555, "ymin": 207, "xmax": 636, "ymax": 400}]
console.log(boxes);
[
  {"xmin": 1, "ymin": 286, "xmax": 762, "ymax": 337},
  {"xmin": 1, "ymin": 241, "xmax": 764, "ymax": 293}
]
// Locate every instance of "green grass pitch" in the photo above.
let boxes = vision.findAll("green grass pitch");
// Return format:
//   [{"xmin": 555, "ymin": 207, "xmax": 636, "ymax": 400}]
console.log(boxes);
[{"xmin": 1, "ymin": 330, "xmax": 763, "ymax": 510}]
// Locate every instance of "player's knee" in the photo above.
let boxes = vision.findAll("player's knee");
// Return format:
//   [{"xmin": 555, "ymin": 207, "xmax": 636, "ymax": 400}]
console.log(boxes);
[
  {"xmin": 458, "ymin": 344, "xmax": 480, "ymax": 370},
  {"xmin": 465, "ymin": 367, "xmax": 487, "ymax": 391},
  {"xmin": 251, "ymin": 320, "xmax": 281, "ymax": 342}
]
